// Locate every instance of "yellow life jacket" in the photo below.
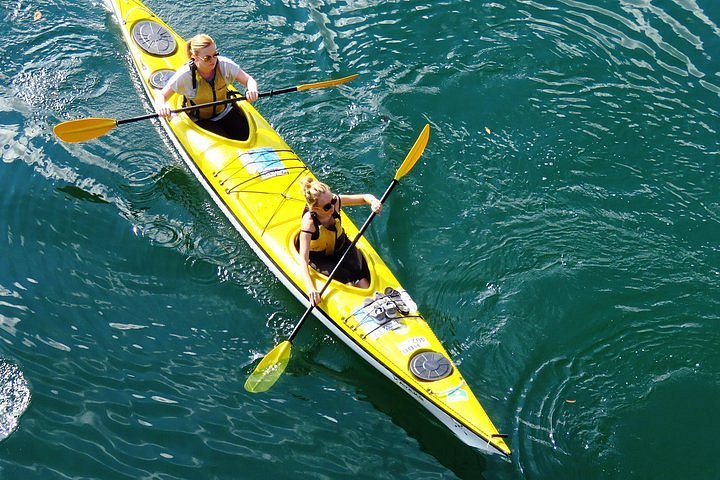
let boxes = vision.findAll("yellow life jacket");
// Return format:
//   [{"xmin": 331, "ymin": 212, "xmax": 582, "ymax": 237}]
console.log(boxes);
[
  {"xmin": 305, "ymin": 209, "xmax": 346, "ymax": 257},
  {"xmin": 183, "ymin": 62, "xmax": 230, "ymax": 120}
]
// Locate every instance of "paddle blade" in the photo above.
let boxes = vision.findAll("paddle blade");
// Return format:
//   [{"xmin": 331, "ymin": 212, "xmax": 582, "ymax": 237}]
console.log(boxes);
[
  {"xmin": 53, "ymin": 118, "xmax": 118, "ymax": 143},
  {"xmin": 297, "ymin": 74, "xmax": 358, "ymax": 91},
  {"xmin": 244, "ymin": 341, "xmax": 292, "ymax": 393},
  {"xmin": 395, "ymin": 124, "xmax": 430, "ymax": 181}
]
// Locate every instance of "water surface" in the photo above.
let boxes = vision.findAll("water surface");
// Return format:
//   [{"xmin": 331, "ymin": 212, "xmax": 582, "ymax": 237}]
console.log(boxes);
[{"xmin": 1, "ymin": 0, "xmax": 719, "ymax": 478}]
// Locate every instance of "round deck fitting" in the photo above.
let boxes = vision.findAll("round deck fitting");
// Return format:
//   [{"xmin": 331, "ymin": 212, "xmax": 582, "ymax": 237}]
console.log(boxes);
[
  {"xmin": 131, "ymin": 20, "xmax": 176, "ymax": 56},
  {"xmin": 149, "ymin": 69, "xmax": 175, "ymax": 89},
  {"xmin": 409, "ymin": 351, "xmax": 453, "ymax": 381}
]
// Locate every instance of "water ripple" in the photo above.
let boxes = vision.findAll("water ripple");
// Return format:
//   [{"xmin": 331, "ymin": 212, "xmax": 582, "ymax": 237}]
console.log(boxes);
[
  {"xmin": 6, "ymin": 2, "xmax": 117, "ymax": 122},
  {"xmin": 511, "ymin": 290, "xmax": 719, "ymax": 477},
  {"xmin": 115, "ymin": 148, "xmax": 171, "ymax": 206}
]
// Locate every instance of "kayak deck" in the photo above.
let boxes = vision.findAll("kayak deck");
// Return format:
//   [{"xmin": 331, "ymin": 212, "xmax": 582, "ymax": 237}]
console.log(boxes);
[{"xmin": 107, "ymin": 0, "xmax": 511, "ymax": 457}]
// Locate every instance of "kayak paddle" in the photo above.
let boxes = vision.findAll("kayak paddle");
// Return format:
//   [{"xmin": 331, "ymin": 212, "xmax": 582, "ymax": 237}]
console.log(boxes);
[
  {"xmin": 244, "ymin": 124, "xmax": 431, "ymax": 393},
  {"xmin": 53, "ymin": 74, "xmax": 358, "ymax": 143}
]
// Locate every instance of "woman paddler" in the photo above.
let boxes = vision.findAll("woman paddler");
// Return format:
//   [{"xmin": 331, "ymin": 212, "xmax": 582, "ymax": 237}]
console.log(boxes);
[
  {"xmin": 154, "ymin": 34, "xmax": 259, "ymax": 140},
  {"xmin": 298, "ymin": 177, "xmax": 383, "ymax": 306}
]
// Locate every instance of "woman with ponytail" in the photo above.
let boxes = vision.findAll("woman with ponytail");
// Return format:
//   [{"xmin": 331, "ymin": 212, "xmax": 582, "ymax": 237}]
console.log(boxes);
[
  {"xmin": 154, "ymin": 34, "xmax": 258, "ymax": 140},
  {"xmin": 298, "ymin": 177, "xmax": 382, "ymax": 306}
]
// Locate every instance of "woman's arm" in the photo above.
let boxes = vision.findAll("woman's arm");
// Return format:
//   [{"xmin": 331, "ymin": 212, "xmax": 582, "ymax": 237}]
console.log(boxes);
[
  {"xmin": 298, "ymin": 215, "xmax": 321, "ymax": 306},
  {"xmin": 339, "ymin": 194, "xmax": 382, "ymax": 214},
  {"xmin": 154, "ymin": 83, "xmax": 175, "ymax": 117},
  {"xmin": 235, "ymin": 68, "xmax": 259, "ymax": 101}
]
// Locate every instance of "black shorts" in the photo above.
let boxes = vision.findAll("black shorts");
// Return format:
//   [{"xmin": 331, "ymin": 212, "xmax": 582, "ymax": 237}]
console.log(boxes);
[
  {"xmin": 309, "ymin": 239, "xmax": 365, "ymax": 285},
  {"xmin": 195, "ymin": 106, "xmax": 250, "ymax": 141}
]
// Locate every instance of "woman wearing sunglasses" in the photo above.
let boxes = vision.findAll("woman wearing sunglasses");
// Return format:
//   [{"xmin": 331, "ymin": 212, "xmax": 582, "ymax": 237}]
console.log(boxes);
[
  {"xmin": 154, "ymin": 34, "xmax": 259, "ymax": 140},
  {"xmin": 299, "ymin": 177, "xmax": 383, "ymax": 306}
]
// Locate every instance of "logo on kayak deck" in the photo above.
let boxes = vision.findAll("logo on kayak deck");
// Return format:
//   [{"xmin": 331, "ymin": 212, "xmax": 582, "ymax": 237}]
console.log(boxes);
[
  {"xmin": 447, "ymin": 388, "xmax": 468, "ymax": 402},
  {"xmin": 398, "ymin": 336, "xmax": 430, "ymax": 355},
  {"xmin": 239, "ymin": 148, "xmax": 288, "ymax": 179}
]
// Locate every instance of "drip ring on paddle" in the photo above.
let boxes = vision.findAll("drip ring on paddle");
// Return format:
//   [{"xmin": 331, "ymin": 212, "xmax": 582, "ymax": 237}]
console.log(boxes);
[{"xmin": 131, "ymin": 20, "xmax": 177, "ymax": 56}]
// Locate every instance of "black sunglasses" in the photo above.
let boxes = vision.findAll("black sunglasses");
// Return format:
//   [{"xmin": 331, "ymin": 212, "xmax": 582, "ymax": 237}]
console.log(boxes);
[
  {"xmin": 319, "ymin": 196, "xmax": 337, "ymax": 212},
  {"xmin": 199, "ymin": 51, "xmax": 220, "ymax": 62}
]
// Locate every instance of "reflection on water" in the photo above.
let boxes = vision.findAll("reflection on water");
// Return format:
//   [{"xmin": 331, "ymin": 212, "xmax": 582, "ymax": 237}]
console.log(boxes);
[{"xmin": 0, "ymin": 361, "xmax": 31, "ymax": 442}]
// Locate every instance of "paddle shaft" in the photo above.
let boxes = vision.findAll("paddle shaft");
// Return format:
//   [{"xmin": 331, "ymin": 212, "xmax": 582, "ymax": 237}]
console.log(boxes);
[
  {"xmin": 244, "ymin": 124, "xmax": 427, "ymax": 393},
  {"xmin": 117, "ymin": 87, "xmax": 299, "ymax": 126},
  {"xmin": 288, "ymin": 179, "xmax": 400, "ymax": 342},
  {"xmin": 54, "ymin": 75, "xmax": 358, "ymax": 143}
]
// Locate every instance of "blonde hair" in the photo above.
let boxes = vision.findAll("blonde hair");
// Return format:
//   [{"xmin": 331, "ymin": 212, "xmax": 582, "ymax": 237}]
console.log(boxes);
[
  {"xmin": 300, "ymin": 177, "xmax": 330, "ymax": 206},
  {"xmin": 186, "ymin": 34, "xmax": 215, "ymax": 59}
]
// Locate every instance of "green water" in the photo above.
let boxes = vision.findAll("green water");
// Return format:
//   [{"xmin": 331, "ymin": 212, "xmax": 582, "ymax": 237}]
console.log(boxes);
[{"xmin": 1, "ymin": 0, "xmax": 719, "ymax": 478}]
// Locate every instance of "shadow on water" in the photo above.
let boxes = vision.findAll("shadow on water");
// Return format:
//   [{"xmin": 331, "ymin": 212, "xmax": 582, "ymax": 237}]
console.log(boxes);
[
  {"xmin": 57, "ymin": 184, "xmax": 110, "ymax": 204},
  {"xmin": 290, "ymin": 335, "xmax": 493, "ymax": 480}
]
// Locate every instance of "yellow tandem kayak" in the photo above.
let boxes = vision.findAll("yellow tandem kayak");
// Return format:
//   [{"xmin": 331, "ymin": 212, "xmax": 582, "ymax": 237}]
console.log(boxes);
[{"xmin": 104, "ymin": 0, "xmax": 510, "ymax": 457}]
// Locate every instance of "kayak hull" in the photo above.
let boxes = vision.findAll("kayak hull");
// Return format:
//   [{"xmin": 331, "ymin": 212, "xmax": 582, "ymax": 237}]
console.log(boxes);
[{"xmin": 106, "ymin": 0, "xmax": 510, "ymax": 457}]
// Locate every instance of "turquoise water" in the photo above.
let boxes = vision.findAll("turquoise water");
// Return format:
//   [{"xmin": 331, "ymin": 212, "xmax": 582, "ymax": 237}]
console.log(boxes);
[{"xmin": 2, "ymin": 0, "xmax": 719, "ymax": 478}]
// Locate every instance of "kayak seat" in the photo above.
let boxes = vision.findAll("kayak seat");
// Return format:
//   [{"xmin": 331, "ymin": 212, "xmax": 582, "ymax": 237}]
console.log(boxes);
[{"xmin": 194, "ymin": 104, "xmax": 251, "ymax": 142}]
